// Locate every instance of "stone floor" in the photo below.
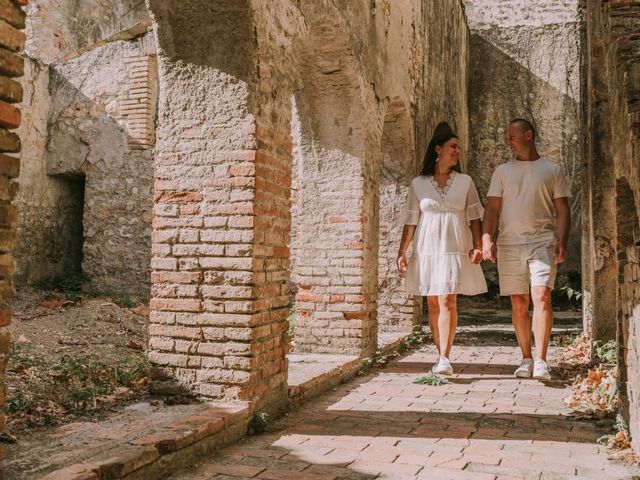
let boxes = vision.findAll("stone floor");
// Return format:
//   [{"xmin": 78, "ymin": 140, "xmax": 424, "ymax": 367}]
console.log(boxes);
[{"xmin": 167, "ymin": 322, "xmax": 640, "ymax": 480}]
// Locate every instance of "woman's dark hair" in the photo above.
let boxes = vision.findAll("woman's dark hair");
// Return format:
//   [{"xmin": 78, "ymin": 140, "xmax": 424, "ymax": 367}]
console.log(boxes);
[{"xmin": 421, "ymin": 122, "xmax": 462, "ymax": 176}]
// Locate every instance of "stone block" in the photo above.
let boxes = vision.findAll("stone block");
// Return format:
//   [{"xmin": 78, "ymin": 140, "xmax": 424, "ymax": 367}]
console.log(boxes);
[
  {"xmin": 0, "ymin": 127, "xmax": 18, "ymax": 151},
  {"xmin": 0, "ymin": 99, "xmax": 18, "ymax": 128}
]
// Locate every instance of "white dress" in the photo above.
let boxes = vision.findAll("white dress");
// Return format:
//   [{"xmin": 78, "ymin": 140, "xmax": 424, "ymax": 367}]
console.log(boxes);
[{"xmin": 401, "ymin": 172, "xmax": 488, "ymax": 296}]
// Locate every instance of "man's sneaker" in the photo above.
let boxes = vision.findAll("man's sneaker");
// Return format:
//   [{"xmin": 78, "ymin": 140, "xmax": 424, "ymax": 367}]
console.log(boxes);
[
  {"xmin": 514, "ymin": 358, "xmax": 533, "ymax": 378},
  {"xmin": 431, "ymin": 357, "xmax": 453, "ymax": 376},
  {"xmin": 533, "ymin": 359, "xmax": 552, "ymax": 381}
]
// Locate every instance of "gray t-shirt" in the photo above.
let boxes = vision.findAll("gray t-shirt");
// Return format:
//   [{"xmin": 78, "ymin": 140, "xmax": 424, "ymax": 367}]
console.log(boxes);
[{"xmin": 487, "ymin": 157, "xmax": 570, "ymax": 245}]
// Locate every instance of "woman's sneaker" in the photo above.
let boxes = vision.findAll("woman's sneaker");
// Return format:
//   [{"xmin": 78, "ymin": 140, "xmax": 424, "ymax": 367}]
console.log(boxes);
[
  {"xmin": 514, "ymin": 358, "xmax": 533, "ymax": 378},
  {"xmin": 431, "ymin": 357, "xmax": 453, "ymax": 376},
  {"xmin": 533, "ymin": 359, "xmax": 551, "ymax": 380}
]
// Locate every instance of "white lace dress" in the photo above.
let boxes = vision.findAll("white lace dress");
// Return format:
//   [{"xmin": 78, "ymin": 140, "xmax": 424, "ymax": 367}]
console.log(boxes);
[{"xmin": 401, "ymin": 172, "xmax": 488, "ymax": 296}]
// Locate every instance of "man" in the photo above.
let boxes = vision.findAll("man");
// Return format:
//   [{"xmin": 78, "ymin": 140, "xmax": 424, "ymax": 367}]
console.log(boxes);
[{"xmin": 482, "ymin": 119, "xmax": 571, "ymax": 380}]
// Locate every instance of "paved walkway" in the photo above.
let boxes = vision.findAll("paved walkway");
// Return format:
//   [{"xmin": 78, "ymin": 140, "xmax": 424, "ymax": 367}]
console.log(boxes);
[{"xmin": 167, "ymin": 325, "xmax": 640, "ymax": 480}]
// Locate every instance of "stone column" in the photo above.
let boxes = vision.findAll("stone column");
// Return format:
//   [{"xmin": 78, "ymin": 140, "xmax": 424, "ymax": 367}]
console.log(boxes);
[
  {"xmin": 0, "ymin": 0, "xmax": 26, "ymax": 466},
  {"xmin": 146, "ymin": 0, "xmax": 290, "ymax": 414}
]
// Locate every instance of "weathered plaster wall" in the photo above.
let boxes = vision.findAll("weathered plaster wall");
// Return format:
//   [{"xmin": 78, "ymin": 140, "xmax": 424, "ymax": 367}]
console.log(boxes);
[
  {"xmin": 16, "ymin": 2, "xmax": 156, "ymax": 292},
  {"xmin": 463, "ymin": 0, "xmax": 582, "ymax": 275}
]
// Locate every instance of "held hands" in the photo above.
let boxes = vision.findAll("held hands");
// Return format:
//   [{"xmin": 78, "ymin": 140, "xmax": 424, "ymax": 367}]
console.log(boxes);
[
  {"xmin": 482, "ymin": 235, "xmax": 497, "ymax": 263},
  {"xmin": 469, "ymin": 248, "xmax": 483, "ymax": 264},
  {"xmin": 397, "ymin": 252, "xmax": 408, "ymax": 276}
]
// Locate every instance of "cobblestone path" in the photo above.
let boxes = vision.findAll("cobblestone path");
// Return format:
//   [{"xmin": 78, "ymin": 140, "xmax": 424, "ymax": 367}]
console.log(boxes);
[{"xmin": 168, "ymin": 316, "xmax": 640, "ymax": 480}]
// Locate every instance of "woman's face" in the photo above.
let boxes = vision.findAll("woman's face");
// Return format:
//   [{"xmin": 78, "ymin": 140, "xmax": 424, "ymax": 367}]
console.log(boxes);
[{"xmin": 435, "ymin": 137, "xmax": 461, "ymax": 170}]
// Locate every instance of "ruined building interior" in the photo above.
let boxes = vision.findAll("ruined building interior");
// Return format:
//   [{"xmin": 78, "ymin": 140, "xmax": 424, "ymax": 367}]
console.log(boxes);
[{"xmin": 0, "ymin": 0, "xmax": 639, "ymax": 477}]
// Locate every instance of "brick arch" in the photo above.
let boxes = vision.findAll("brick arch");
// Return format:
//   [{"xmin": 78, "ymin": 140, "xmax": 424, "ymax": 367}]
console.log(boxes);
[
  {"xmin": 615, "ymin": 177, "xmax": 640, "ymax": 426},
  {"xmin": 377, "ymin": 97, "xmax": 421, "ymax": 335},
  {"xmin": 289, "ymin": 17, "xmax": 379, "ymax": 357},
  {"xmin": 146, "ymin": 0, "xmax": 296, "ymax": 415}
]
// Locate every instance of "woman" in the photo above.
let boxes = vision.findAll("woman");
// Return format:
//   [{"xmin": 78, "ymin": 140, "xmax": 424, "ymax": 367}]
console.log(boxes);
[{"xmin": 397, "ymin": 126, "xmax": 487, "ymax": 375}]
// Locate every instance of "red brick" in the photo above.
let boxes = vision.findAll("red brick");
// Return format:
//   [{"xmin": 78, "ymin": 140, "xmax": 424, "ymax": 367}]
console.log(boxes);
[
  {"xmin": 0, "ymin": 0, "xmax": 24, "ymax": 29},
  {"xmin": 0, "ymin": 19, "xmax": 24, "ymax": 52},
  {"xmin": 0, "ymin": 46, "xmax": 22, "ymax": 77},
  {"xmin": 150, "ymin": 298, "xmax": 202, "ymax": 312},
  {"xmin": 39, "ymin": 464, "xmax": 100, "ymax": 480}
]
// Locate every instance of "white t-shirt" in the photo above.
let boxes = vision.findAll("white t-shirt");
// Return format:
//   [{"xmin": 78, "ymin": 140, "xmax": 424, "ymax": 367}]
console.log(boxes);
[{"xmin": 487, "ymin": 157, "xmax": 570, "ymax": 245}]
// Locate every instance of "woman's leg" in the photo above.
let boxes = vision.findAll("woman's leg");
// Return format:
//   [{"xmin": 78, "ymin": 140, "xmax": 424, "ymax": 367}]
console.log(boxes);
[
  {"xmin": 426, "ymin": 296, "xmax": 440, "ymax": 354},
  {"xmin": 437, "ymin": 294, "xmax": 458, "ymax": 358}
]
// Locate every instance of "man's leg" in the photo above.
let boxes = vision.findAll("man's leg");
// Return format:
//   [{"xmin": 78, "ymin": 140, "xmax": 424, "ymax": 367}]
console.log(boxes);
[
  {"xmin": 510, "ymin": 294, "xmax": 533, "ymax": 359},
  {"xmin": 531, "ymin": 286, "xmax": 553, "ymax": 360}
]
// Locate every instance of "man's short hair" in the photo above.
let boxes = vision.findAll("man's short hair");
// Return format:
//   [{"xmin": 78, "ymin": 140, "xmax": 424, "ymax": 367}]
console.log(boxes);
[{"xmin": 510, "ymin": 118, "xmax": 536, "ymax": 140}]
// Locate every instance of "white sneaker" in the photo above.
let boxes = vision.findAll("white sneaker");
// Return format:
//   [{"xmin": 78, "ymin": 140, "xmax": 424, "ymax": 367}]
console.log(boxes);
[
  {"xmin": 533, "ymin": 359, "xmax": 552, "ymax": 381},
  {"xmin": 431, "ymin": 357, "xmax": 453, "ymax": 376},
  {"xmin": 514, "ymin": 358, "xmax": 533, "ymax": 378}
]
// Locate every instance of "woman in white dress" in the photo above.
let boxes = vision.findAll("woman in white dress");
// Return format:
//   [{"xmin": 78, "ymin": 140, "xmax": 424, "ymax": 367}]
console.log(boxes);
[{"xmin": 397, "ymin": 127, "xmax": 487, "ymax": 375}]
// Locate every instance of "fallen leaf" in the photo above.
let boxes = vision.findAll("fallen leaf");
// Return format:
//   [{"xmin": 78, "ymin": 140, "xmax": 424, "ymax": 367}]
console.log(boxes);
[
  {"xmin": 40, "ymin": 299, "xmax": 73, "ymax": 309},
  {"xmin": 17, "ymin": 334, "xmax": 31, "ymax": 344},
  {"xmin": 130, "ymin": 305, "xmax": 150, "ymax": 317},
  {"xmin": 126, "ymin": 340, "xmax": 143, "ymax": 351}
]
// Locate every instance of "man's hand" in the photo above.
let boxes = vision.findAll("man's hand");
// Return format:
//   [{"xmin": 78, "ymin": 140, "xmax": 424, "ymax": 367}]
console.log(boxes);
[
  {"xmin": 469, "ymin": 248, "xmax": 483, "ymax": 264},
  {"xmin": 397, "ymin": 253, "xmax": 408, "ymax": 276},
  {"xmin": 482, "ymin": 235, "xmax": 497, "ymax": 263},
  {"xmin": 554, "ymin": 242, "xmax": 568, "ymax": 264}
]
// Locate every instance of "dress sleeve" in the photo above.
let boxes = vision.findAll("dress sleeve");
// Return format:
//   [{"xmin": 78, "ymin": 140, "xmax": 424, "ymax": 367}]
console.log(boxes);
[
  {"xmin": 399, "ymin": 182, "xmax": 420, "ymax": 226},
  {"xmin": 466, "ymin": 178, "xmax": 484, "ymax": 222}
]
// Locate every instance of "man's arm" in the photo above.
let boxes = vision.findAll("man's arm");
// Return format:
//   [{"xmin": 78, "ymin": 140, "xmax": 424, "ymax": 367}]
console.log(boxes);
[
  {"xmin": 482, "ymin": 196, "xmax": 502, "ymax": 262},
  {"xmin": 553, "ymin": 197, "xmax": 571, "ymax": 264}
]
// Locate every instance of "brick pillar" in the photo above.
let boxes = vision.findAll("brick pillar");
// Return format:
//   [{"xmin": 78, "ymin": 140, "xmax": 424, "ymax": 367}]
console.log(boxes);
[
  {"xmin": 0, "ymin": 0, "xmax": 26, "ymax": 467},
  {"xmin": 147, "ymin": 0, "xmax": 289, "ymax": 414},
  {"xmin": 290, "ymin": 22, "xmax": 377, "ymax": 357}
]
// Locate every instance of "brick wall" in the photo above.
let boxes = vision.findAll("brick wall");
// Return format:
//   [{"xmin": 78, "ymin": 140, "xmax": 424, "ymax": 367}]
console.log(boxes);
[
  {"xmin": 0, "ymin": 0, "xmax": 26, "ymax": 467},
  {"xmin": 585, "ymin": 0, "xmax": 640, "ymax": 453}
]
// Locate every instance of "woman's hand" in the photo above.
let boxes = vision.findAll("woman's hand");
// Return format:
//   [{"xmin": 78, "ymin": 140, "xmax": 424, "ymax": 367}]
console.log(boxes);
[
  {"xmin": 469, "ymin": 248, "xmax": 483, "ymax": 264},
  {"xmin": 397, "ymin": 253, "xmax": 408, "ymax": 276}
]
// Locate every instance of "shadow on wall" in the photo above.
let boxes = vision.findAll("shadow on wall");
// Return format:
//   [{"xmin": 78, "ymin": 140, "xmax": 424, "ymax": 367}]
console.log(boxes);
[{"xmin": 468, "ymin": 33, "xmax": 582, "ymax": 276}]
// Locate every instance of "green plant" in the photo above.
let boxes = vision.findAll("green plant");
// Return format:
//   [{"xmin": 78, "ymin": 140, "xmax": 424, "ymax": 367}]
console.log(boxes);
[
  {"xmin": 413, "ymin": 373, "xmax": 449, "ymax": 385},
  {"xmin": 6, "ymin": 394, "xmax": 35, "ymax": 413},
  {"xmin": 287, "ymin": 302, "xmax": 296, "ymax": 336},
  {"xmin": 249, "ymin": 412, "xmax": 269, "ymax": 434},
  {"xmin": 593, "ymin": 340, "xmax": 617, "ymax": 364}
]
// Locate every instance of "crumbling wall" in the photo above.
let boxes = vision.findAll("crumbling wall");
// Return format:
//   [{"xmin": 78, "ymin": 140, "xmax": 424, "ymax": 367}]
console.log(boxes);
[{"xmin": 15, "ymin": 1, "xmax": 155, "ymax": 292}]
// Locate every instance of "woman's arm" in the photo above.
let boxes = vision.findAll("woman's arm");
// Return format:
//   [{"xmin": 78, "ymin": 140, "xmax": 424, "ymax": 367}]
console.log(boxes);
[{"xmin": 397, "ymin": 225, "xmax": 417, "ymax": 275}]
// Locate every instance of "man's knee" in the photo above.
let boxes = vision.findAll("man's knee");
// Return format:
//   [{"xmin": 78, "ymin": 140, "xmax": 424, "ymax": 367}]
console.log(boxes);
[
  {"xmin": 531, "ymin": 287, "xmax": 552, "ymax": 309},
  {"xmin": 510, "ymin": 294, "xmax": 529, "ymax": 313}
]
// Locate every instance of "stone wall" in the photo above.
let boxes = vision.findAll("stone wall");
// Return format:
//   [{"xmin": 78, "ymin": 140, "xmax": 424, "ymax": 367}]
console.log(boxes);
[
  {"xmin": 14, "ymin": 1, "xmax": 155, "ymax": 292},
  {"xmin": 584, "ymin": 0, "xmax": 640, "ymax": 454},
  {"xmin": 0, "ymin": 0, "xmax": 26, "ymax": 467},
  {"xmin": 463, "ymin": 0, "xmax": 583, "ymax": 276},
  {"xmin": 147, "ymin": 0, "xmax": 470, "ymax": 405}
]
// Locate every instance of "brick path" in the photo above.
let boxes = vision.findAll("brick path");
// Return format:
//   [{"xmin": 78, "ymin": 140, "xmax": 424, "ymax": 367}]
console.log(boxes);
[{"xmin": 167, "ymin": 333, "xmax": 640, "ymax": 480}]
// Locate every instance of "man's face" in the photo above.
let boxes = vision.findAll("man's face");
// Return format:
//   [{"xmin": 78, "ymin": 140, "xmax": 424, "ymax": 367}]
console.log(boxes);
[{"xmin": 505, "ymin": 124, "xmax": 530, "ymax": 156}]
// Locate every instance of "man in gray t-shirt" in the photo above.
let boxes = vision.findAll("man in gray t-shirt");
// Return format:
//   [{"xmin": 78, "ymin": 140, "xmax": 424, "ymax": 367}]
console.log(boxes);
[{"xmin": 482, "ymin": 119, "xmax": 571, "ymax": 381}]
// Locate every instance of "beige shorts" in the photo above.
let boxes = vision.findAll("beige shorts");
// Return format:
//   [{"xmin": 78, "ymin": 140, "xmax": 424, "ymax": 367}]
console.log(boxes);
[{"xmin": 497, "ymin": 240, "xmax": 557, "ymax": 296}]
